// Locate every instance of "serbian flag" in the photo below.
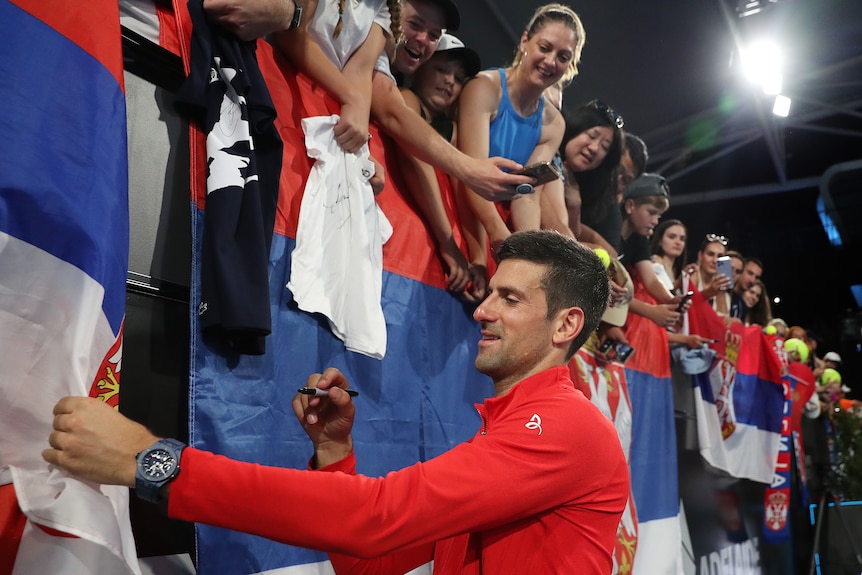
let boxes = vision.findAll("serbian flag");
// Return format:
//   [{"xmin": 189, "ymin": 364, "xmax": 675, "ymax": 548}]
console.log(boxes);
[
  {"xmin": 786, "ymin": 357, "xmax": 815, "ymax": 491},
  {"xmin": 762, "ymin": 350, "xmax": 815, "ymax": 543},
  {"xmin": 176, "ymin": 19, "xmax": 487, "ymax": 570},
  {"xmin": 621, "ymin": 272, "xmax": 682, "ymax": 575},
  {"xmin": 762, "ymin": 372, "xmax": 792, "ymax": 543},
  {"xmin": 687, "ymin": 288, "xmax": 785, "ymax": 484},
  {"xmin": 0, "ymin": 2, "xmax": 138, "ymax": 574},
  {"xmin": 569, "ymin": 337, "xmax": 638, "ymax": 575}
]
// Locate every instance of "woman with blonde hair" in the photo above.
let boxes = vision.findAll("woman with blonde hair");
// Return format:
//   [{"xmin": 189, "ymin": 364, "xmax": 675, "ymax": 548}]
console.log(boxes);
[{"xmin": 457, "ymin": 3, "xmax": 586, "ymax": 296}]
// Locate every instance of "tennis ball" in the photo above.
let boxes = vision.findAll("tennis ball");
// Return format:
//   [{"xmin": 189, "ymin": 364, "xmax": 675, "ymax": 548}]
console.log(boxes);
[
  {"xmin": 764, "ymin": 325, "xmax": 777, "ymax": 336},
  {"xmin": 784, "ymin": 338, "xmax": 809, "ymax": 364},
  {"xmin": 821, "ymin": 368, "xmax": 842, "ymax": 385},
  {"xmin": 594, "ymin": 248, "xmax": 611, "ymax": 269}
]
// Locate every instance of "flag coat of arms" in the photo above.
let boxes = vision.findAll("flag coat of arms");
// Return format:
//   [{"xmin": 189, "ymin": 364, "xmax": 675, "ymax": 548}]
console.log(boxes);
[
  {"xmin": 687, "ymin": 289, "xmax": 785, "ymax": 484},
  {"xmin": 0, "ymin": 1, "xmax": 136, "ymax": 573},
  {"xmin": 569, "ymin": 341, "xmax": 638, "ymax": 575}
]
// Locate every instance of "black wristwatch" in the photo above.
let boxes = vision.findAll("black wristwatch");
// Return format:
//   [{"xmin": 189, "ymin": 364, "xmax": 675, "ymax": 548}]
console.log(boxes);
[
  {"xmin": 286, "ymin": 1, "xmax": 303, "ymax": 31},
  {"xmin": 135, "ymin": 438, "xmax": 186, "ymax": 503}
]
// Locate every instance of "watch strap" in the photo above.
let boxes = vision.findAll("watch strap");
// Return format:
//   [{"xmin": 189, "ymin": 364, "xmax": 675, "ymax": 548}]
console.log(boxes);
[
  {"xmin": 135, "ymin": 438, "xmax": 186, "ymax": 503},
  {"xmin": 286, "ymin": 1, "xmax": 303, "ymax": 31}
]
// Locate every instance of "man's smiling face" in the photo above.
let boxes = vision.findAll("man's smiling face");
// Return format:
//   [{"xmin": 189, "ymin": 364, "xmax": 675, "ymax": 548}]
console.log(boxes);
[
  {"xmin": 473, "ymin": 259, "xmax": 558, "ymax": 391},
  {"xmin": 394, "ymin": 0, "xmax": 446, "ymax": 76}
]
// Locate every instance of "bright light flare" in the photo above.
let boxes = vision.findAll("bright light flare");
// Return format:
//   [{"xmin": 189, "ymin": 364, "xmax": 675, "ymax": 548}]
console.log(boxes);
[
  {"xmin": 762, "ymin": 72, "xmax": 783, "ymax": 95},
  {"xmin": 741, "ymin": 41, "xmax": 783, "ymax": 86},
  {"xmin": 773, "ymin": 95, "xmax": 791, "ymax": 117}
]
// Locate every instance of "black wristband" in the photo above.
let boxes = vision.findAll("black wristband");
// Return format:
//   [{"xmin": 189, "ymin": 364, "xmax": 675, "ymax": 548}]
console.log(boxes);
[{"xmin": 286, "ymin": 1, "xmax": 302, "ymax": 31}]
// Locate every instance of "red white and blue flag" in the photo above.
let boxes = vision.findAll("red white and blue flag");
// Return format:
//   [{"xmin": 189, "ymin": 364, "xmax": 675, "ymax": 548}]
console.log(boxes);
[
  {"xmin": 762, "ymin": 372, "xmax": 793, "ymax": 543},
  {"xmin": 620, "ymin": 275, "xmax": 683, "ymax": 575},
  {"xmin": 570, "ymin": 344, "xmax": 638, "ymax": 574},
  {"xmin": 0, "ymin": 1, "xmax": 137, "ymax": 573},
  {"xmin": 687, "ymin": 290, "xmax": 785, "ymax": 485},
  {"xmin": 184, "ymin": 37, "xmax": 488, "ymax": 573}
]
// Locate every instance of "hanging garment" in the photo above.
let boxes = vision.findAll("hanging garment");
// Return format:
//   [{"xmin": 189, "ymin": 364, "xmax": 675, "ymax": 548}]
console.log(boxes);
[
  {"xmin": 175, "ymin": 0, "xmax": 283, "ymax": 355},
  {"xmin": 288, "ymin": 115, "xmax": 392, "ymax": 359}
]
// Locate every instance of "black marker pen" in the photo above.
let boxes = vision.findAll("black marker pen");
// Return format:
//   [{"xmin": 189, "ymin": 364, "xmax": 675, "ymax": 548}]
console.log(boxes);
[{"xmin": 297, "ymin": 387, "xmax": 359, "ymax": 398}]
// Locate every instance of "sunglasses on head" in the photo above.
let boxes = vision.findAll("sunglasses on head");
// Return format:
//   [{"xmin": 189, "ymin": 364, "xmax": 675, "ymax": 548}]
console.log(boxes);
[
  {"xmin": 589, "ymin": 100, "xmax": 624, "ymax": 129},
  {"xmin": 706, "ymin": 233, "xmax": 728, "ymax": 246}
]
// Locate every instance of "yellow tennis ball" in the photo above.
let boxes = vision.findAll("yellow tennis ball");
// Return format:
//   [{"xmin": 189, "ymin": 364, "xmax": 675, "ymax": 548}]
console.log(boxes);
[
  {"xmin": 784, "ymin": 338, "xmax": 809, "ymax": 364},
  {"xmin": 821, "ymin": 368, "xmax": 842, "ymax": 385},
  {"xmin": 594, "ymin": 248, "xmax": 611, "ymax": 269},
  {"xmin": 764, "ymin": 325, "xmax": 777, "ymax": 336}
]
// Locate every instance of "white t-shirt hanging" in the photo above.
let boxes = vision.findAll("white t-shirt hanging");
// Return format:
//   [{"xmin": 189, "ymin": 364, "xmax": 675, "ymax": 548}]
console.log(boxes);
[{"xmin": 288, "ymin": 115, "xmax": 393, "ymax": 359}]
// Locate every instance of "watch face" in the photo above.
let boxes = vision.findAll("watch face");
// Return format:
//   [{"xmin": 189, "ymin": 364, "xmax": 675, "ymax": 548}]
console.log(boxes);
[{"xmin": 141, "ymin": 448, "xmax": 177, "ymax": 481}]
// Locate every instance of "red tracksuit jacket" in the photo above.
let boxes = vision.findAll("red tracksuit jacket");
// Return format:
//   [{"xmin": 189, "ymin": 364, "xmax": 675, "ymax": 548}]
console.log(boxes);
[{"xmin": 169, "ymin": 366, "xmax": 629, "ymax": 574}]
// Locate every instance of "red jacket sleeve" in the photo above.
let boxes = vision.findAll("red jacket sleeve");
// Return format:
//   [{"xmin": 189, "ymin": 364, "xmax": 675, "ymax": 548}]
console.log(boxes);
[{"xmin": 167, "ymin": 388, "xmax": 626, "ymax": 568}]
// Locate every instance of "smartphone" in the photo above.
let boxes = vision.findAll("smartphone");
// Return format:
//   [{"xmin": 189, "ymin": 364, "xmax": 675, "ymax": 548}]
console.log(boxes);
[
  {"xmin": 716, "ymin": 256, "xmax": 733, "ymax": 289},
  {"xmin": 614, "ymin": 342, "xmax": 635, "ymax": 363},
  {"xmin": 599, "ymin": 339, "xmax": 615, "ymax": 355},
  {"xmin": 512, "ymin": 161, "xmax": 562, "ymax": 186},
  {"xmin": 676, "ymin": 290, "xmax": 694, "ymax": 312},
  {"xmin": 599, "ymin": 339, "xmax": 635, "ymax": 364}
]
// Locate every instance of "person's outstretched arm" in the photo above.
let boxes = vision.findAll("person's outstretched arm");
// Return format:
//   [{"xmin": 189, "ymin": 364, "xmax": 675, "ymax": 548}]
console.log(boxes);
[
  {"xmin": 41, "ymin": 369, "xmax": 360, "ymax": 490},
  {"xmin": 634, "ymin": 259, "xmax": 675, "ymax": 303},
  {"xmin": 204, "ymin": 0, "xmax": 299, "ymax": 40},
  {"xmin": 370, "ymin": 71, "xmax": 530, "ymax": 202},
  {"xmin": 271, "ymin": 7, "xmax": 387, "ymax": 152},
  {"xmin": 395, "ymin": 90, "xmax": 470, "ymax": 292},
  {"xmin": 43, "ymin": 397, "xmax": 160, "ymax": 488}
]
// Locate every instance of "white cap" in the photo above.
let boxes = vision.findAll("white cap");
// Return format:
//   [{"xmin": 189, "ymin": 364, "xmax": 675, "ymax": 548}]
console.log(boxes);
[
  {"xmin": 434, "ymin": 34, "xmax": 481, "ymax": 78},
  {"xmin": 824, "ymin": 351, "xmax": 843, "ymax": 363}
]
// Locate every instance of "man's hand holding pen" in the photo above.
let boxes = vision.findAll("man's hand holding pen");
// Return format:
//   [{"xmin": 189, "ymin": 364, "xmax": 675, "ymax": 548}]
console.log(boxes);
[{"xmin": 292, "ymin": 368, "xmax": 356, "ymax": 469}]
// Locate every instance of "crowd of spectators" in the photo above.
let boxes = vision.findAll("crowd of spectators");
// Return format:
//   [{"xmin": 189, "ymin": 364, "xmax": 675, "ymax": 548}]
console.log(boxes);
[
  {"xmin": 177, "ymin": 0, "xmax": 862, "ymax": 492},
  {"xmin": 120, "ymin": 0, "xmax": 862, "ymax": 554}
]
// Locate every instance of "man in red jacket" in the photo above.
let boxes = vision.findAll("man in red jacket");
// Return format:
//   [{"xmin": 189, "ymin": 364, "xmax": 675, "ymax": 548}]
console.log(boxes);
[{"xmin": 44, "ymin": 230, "xmax": 629, "ymax": 574}]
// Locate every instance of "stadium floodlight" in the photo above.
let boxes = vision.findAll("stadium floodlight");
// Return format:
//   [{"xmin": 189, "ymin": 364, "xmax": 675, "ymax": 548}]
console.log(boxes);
[
  {"xmin": 761, "ymin": 72, "xmax": 782, "ymax": 95},
  {"xmin": 772, "ymin": 94, "xmax": 791, "ymax": 117},
  {"xmin": 741, "ymin": 40, "xmax": 782, "ymax": 86}
]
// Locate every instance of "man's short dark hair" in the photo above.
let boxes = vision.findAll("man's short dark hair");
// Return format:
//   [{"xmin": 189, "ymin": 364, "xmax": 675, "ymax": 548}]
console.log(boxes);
[
  {"xmin": 496, "ymin": 231, "xmax": 609, "ymax": 358},
  {"xmin": 743, "ymin": 256, "xmax": 763, "ymax": 270}
]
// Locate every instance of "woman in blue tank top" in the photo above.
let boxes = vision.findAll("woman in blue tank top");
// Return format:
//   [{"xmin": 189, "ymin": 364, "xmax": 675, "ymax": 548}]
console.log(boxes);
[{"xmin": 455, "ymin": 4, "xmax": 586, "ymax": 297}]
